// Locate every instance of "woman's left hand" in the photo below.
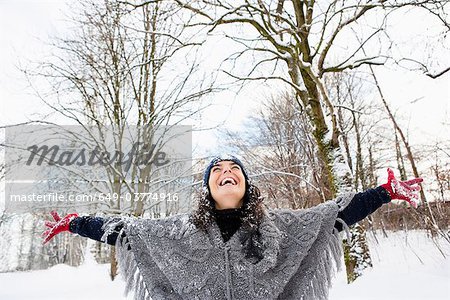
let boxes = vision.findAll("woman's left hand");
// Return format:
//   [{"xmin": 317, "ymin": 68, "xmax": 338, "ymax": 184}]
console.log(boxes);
[{"xmin": 381, "ymin": 168, "xmax": 423, "ymax": 208}]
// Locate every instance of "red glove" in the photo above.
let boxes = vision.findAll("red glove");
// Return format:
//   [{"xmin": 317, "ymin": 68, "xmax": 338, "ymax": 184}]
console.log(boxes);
[
  {"xmin": 42, "ymin": 211, "xmax": 79, "ymax": 244},
  {"xmin": 381, "ymin": 168, "xmax": 423, "ymax": 208}
]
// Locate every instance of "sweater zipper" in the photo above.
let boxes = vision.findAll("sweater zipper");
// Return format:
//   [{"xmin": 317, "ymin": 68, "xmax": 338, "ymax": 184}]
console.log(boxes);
[{"xmin": 223, "ymin": 244, "xmax": 233, "ymax": 300}]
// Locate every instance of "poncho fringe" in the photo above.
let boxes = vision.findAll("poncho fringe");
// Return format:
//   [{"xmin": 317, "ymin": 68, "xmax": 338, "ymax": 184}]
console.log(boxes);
[
  {"xmin": 101, "ymin": 218, "xmax": 155, "ymax": 300},
  {"xmin": 116, "ymin": 234, "xmax": 151, "ymax": 300},
  {"xmin": 106, "ymin": 193, "xmax": 355, "ymax": 300},
  {"xmin": 298, "ymin": 227, "xmax": 343, "ymax": 300}
]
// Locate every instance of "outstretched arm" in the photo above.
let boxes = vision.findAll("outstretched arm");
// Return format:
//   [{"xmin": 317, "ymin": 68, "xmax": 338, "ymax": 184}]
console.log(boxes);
[
  {"xmin": 42, "ymin": 211, "xmax": 123, "ymax": 246},
  {"xmin": 334, "ymin": 187, "xmax": 389, "ymax": 231},
  {"xmin": 69, "ymin": 216, "xmax": 123, "ymax": 245},
  {"xmin": 334, "ymin": 168, "xmax": 423, "ymax": 231}
]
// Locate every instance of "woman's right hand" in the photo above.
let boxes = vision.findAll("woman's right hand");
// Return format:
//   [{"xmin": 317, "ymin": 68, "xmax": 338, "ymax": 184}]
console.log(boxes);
[{"xmin": 42, "ymin": 211, "xmax": 79, "ymax": 244}]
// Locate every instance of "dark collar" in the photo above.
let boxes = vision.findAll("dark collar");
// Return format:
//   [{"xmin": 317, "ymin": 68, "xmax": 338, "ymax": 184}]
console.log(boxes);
[{"xmin": 213, "ymin": 208, "xmax": 243, "ymax": 242}]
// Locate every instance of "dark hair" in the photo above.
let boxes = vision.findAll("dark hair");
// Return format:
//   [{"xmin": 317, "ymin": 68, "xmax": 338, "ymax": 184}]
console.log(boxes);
[
  {"xmin": 190, "ymin": 183, "xmax": 265, "ymax": 231},
  {"xmin": 189, "ymin": 183, "xmax": 266, "ymax": 263}
]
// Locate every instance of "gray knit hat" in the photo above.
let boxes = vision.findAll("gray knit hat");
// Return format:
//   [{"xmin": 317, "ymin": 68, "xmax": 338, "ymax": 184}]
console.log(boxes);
[{"xmin": 202, "ymin": 155, "xmax": 249, "ymax": 190}]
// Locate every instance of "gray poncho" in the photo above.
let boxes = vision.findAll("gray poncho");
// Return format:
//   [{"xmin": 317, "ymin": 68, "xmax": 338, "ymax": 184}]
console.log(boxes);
[{"xmin": 112, "ymin": 193, "xmax": 353, "ymax": 300}]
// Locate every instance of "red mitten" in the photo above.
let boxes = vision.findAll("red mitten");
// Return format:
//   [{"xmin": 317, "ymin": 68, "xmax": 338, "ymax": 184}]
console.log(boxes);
[
  {"xmin": 42, "ymin": 211, "xmax": 79, "ymax": 244},
  {"xmin": 381, "ymin": 168, "xmax": 423, "ymax": 208}
]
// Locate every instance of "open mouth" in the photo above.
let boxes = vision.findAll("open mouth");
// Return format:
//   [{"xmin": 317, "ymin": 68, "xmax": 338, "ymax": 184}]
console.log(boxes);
[{"xmin": 219, "ymin": 177, "xmax": 237, "ymax": 186}]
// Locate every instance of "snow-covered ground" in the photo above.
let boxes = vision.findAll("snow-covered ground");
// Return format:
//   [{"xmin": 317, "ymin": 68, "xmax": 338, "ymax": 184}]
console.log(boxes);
[
  {"xmin": 0, "ymin": 230, "xmax": 448, "ymax": 300},
  {"xmin": 331, "ymin": 230, "xmax": 450, "ymax": 300}
]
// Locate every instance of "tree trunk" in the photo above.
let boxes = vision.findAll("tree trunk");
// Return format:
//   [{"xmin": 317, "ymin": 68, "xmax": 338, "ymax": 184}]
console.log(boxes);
[
  {"xmin": 353, "ymin": 111, "xmax": 366, "ymax": 190},
  {"xmin": 343, "ymin": 223, "xmax": 372, "ymax": 283},
  {"xmin": 368, "ymin": 145, "xmax": 377, "ymax": 187},
  {"xmin": 110, "ymin": 246, "xmax": 118, "ymax": 281},
  {"xmin": 395, "ymin": 132, "xmax": 407, "ymax": 180},
  {"xmin": 289, "ymin": 65, "xmax": 371, "ymax": 282}
]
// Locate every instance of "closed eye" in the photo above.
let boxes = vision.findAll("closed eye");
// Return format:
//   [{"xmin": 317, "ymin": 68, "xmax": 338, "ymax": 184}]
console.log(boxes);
[{"xmin": 230, "ymin": 163, "xmax": 241, "ymax": 170}]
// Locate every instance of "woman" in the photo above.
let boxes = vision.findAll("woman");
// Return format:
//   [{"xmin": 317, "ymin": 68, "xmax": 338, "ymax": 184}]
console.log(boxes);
[{"xmin": 43, "ymin": 155, "xmax": 422, "ymax": 300}]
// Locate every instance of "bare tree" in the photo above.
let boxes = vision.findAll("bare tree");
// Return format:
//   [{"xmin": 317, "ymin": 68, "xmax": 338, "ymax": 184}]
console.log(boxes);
[
  {"xmin": 152, "ymin": 0, "xmax": 448, "ymax": 281},
  {"xmin": 226, "ymin": 92, "xmax": 328, "ymax": 209},
  {"xmin": 10, "ymin": 0, "xmax": 214, "ymax": 277}
]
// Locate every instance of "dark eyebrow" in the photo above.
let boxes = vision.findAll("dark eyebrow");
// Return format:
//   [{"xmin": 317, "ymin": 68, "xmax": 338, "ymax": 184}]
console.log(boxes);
[{"xmin": 213, "ymin": 161, "xmax": 238, "ymax": 167}]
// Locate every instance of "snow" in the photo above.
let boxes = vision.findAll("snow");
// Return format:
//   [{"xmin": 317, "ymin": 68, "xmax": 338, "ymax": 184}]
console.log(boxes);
[
  {"xmin": 0, "ymin": 230, "xmax": 448, "ymax": 300},
  {"xmin": 330, "ymin": 230, "xmax": 450, "ymax": 300},
  {"xmin": 0, "ymin": 263, "xmax": 129, "ymax": 300}
]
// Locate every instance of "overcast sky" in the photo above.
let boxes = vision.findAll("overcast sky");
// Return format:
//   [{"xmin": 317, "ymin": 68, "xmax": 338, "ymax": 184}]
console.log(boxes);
[{"xmin": 1, "ymin": 0, "xmax": 449, "ymax": 155}]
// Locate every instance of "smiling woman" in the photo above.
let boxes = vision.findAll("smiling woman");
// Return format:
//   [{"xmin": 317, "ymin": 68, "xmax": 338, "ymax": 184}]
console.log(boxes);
[
  {"xmin": 42, "ymin": 154, "xmax": 423, "ymax": 300},
  {"xmin": 208, "ymin": 160, "xmax": 247, "ymax": 209}
]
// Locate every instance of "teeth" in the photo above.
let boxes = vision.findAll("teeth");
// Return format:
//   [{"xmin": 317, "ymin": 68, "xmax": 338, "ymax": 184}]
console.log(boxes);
[{"xmin": 221, "ymin": 178, "xmax": 236, "ymax": 186}]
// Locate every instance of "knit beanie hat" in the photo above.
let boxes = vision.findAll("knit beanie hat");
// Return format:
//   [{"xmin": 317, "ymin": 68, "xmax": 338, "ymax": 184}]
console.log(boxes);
[{"xmin": 202, "ymin": 155, "xmax": 249, "ymax": 191}]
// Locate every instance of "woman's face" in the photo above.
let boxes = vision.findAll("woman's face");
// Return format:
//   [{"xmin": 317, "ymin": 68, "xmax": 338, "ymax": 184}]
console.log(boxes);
[{"xmin": 208, "ymin": 160, "xmax": 246, "ymax": 210}]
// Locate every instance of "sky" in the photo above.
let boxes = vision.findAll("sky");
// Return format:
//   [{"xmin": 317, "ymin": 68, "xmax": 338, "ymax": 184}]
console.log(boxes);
[
  {"xmin": 0, "ymin": 0, "xmax": 449, "ymax": 155},
  {"xmin": 0, "ymin": 0, "xmax": 263, "ymax": 157},
  {"xmin": 0, "ymin": 0, "xmax": 68, "ymax": 123}
]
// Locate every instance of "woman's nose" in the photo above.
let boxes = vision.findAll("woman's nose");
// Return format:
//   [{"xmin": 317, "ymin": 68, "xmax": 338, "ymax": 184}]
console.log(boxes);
[{"xmin": 222, "ymin": 166, "xmax": 232, "ymax": 173}]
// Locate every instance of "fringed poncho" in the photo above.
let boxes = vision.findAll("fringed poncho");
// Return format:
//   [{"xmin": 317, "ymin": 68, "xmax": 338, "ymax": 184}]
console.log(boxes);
[{"xmin": 111, "ymin": 193, "xmax": 354, "ymax": 300}]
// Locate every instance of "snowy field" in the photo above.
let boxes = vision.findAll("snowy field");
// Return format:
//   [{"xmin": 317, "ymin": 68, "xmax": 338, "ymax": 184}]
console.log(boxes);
[
  {"xmin": 0, "ymin": 230, "xmax": 448, "ymax": 300},
  {"xmin": 330, "ymin": 231, "xmax": 450, "ymax": 300}
]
